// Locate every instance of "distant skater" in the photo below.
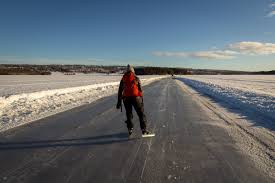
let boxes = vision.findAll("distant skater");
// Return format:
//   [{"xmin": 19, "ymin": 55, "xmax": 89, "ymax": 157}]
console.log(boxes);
[{"xmin": 116, "ymin": 65, "xmax": 154, "ymax": 137}]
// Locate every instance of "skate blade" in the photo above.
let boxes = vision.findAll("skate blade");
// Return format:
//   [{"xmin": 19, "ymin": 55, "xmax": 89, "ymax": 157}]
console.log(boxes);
[{"xmin": 142, "ymin": 134, "xmax": 155, "ymax": 138}]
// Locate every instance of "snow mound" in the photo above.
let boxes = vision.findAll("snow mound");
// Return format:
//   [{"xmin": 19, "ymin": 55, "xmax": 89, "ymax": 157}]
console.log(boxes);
[{"xmin": 178, "ymin": 76, "xmax": 275, "ymax": 130}]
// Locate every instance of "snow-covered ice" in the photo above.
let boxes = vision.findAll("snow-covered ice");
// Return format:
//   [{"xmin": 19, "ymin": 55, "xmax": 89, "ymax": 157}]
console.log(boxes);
[
  {"xmin": 179, "ymin": 75, "xmax": 275, "ymax": 97},
  {"xmin": 178, "ymin": 75, "xmax": 275, "ymax": 130},
  {"xmin": 0, "ymin": 74, "xmax": 167, "ymax": 132},
  {"xmin": 176, "ymin": 78, "xmax": 275, "ymax": 179},
  {"xmin": 0, "ymin": 72, "xmax": 162, "ymax": 96}
]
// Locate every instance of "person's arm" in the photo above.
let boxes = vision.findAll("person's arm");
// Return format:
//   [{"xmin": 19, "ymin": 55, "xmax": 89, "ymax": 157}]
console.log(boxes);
[
  {"xmin": 136, "ymin": 76, "xmax": 143, "ymax": 93},
  {"xmin": 117, "ymin": 79, "xmax": 123, "ymax": 109}
]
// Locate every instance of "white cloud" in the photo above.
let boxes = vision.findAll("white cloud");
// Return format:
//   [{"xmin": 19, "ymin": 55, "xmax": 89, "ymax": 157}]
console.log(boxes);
[
  {"xmin": 228, "ymin": 41, "xmax": 275, "ymax": 55},
  {"xmin": 152, "ymin": 41, "xmax": 275, "ymax": 60},
  {"xmin": 152, "ymin": 50, "xmax": 237, "ymax": 60},
  {"xmin": 152, "ymin": 51, "xmax": 188, "ymax": 57},
  {"xmin": 267, "ymin": 10, "xmax": 275, "ymax": 17},
  {"xmin": 266, "ymin": 2, "xmax": 275, "ymax": 17},
  {"xmin": 189, "ymin": 50, "xmax": 237, "ymax": 59}
]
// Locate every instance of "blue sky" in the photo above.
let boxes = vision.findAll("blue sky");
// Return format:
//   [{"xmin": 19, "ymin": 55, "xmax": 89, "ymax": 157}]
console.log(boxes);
[{"xmin": 0, "ymin": 0, "xmax": 275, "ymax": 71}]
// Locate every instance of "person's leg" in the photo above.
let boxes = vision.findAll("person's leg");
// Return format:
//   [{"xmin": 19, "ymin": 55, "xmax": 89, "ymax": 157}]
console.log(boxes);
[
  {"xmin": 123, "ymin": 97, "xmax": 134, "ymax": 130},
  {"xmin": 133, "ymin": 96, "xmax": 147, "ymax": 131}
]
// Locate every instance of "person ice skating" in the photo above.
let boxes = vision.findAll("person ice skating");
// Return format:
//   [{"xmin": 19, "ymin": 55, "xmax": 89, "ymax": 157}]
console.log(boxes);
[{"xmin": 116, "ymin": 65, "xmax": 154, "ymax": 137}]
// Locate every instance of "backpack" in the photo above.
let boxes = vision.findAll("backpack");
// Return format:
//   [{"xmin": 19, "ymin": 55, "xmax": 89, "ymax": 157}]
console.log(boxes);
[{"xmin": 122, "ymin": 72, "xmax": 142, "ymax": 97}]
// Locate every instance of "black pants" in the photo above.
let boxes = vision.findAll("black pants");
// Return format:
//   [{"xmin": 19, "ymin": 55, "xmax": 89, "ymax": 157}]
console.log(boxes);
[{"xmin": 123, "ymin": 96, "xmax": 147, "ymax": 131}]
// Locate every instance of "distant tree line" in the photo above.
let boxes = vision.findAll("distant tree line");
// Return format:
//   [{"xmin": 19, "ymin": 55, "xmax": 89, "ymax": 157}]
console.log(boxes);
[
  {"xmin": 0, "ymin": 66, "xmax": 51, "ymax": 75},
  {"xmin": 252, "ymin": 70, "xmax": 275, "ymax": 75},
  {"xmin": 134, "ymin": 67, "xmax": 190, "ymax": 75},
  {"xmin": 0, "ymin": 64, "xmax": 274, "ymax": 75}
]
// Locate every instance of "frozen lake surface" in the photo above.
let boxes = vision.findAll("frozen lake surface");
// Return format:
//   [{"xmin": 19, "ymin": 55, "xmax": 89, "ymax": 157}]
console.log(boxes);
[
  {"xmin": 178, "ymin": 75, "xmax": 275, "ymax": 131},
  {"xmin": 180, "ymin": 75, "xmax": 275, "ymax": 97},
  {"xmin": 0, "ymin": 72, "xmax": 160, "ymax": 97}
]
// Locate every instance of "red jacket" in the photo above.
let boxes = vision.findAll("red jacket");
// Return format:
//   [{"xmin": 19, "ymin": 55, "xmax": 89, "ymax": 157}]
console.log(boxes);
[{"xmin": 118, "ymin": 72, "xmax": 142, "ymax": 99}]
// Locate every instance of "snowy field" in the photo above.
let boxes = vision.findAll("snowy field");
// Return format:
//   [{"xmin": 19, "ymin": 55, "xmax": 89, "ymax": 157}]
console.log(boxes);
[
  {"xmin": 178, "ymin": 75, "xmax": 275, "ymax": 130},
  {"xmin": 0, "ymin": 73, "xmax": 167, "ymax": 132},
  {"xmin": 0, "ymin": 72, "xmax": 161, "ymax": 97}
]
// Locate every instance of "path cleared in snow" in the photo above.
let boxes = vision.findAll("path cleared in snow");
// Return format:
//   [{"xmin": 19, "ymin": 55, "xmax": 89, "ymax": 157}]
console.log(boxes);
[{"xmin": 0, "ymin": 78, "xmax": 272, "ymax": 183}]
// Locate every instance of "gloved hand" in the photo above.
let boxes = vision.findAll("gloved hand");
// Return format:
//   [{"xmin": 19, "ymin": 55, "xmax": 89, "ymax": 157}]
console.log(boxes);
[{"xmin": 116, "ymin": 101, "xmax": 121, "ymax": 109}]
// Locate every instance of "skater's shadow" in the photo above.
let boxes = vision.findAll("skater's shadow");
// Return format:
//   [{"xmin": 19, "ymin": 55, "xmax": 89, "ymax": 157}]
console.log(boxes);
[{"xmin": 0, "ymin": 132, "xmax": 131, "ymax": 150}]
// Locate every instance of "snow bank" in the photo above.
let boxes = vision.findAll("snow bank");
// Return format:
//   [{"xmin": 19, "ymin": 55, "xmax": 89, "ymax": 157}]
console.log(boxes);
[
  {"xmin": 179, "ymin": 75, "xmax": 275, "ymax": 97},
  {"xmin": 176, "ymin": 79, "xmax": 275, "ymax": 180},
  {"xmin": 0, "ymin": 76, "xmax": 167, "ymax": 132},
  {"xmin": 0, "ymin": 73, "xmax": 161, "ymax": 96},
  {"xmin": 178, "ymin": 76, "xmax": 275, "ymax": 129}
]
